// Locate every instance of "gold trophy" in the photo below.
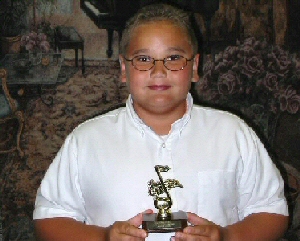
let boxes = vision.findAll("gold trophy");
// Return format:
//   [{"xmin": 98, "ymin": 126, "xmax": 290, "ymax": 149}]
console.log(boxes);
[{"xmin": 142, "ymin": 165, "xmax": 187, "ymax": 233}]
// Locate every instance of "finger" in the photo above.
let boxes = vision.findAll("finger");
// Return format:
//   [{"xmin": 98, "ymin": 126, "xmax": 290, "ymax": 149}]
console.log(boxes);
[
  {"xmin": 186, "ymin": 212, "xmax": 213, "ymax": 226},
  {"xmin": 184, "ymin": 224, "xmax": 212, "ymax": 236},
  {"xmin": 128, "ymin": 209, "xmax": 154, "ymax": 227},
  {"xmin": 182, "ymin": 222, "xmax": 223, "ymax": 240},
  {"xmin": 112, "ymin": 221, "xmax": 148, "ymax": 239},
  {"xmin": 143, "ymin": 209, "xmax": 154, "ymax": 214},
  {"xmin": 122, "ymin": 223, "xmax": 148, "ymax": 239}
]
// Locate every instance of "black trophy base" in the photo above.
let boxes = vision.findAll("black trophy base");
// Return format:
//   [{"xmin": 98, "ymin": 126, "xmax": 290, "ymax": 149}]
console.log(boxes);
[{"xmin": 142, "ymin": 211, "xmax": 187, "ymax": 233}]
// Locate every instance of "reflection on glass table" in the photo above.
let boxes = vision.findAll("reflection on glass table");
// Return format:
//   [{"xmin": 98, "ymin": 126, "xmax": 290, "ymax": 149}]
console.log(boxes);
[
  {"xmin": 0, "ymin": 53, "xmax": 64, "ymax": 106},
  {"xmin": 0, "ymin": 53, "xmax": 64, "ymax": 86}
]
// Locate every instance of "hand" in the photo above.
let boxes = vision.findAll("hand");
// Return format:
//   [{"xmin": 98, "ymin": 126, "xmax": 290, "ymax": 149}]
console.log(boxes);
[
  {"xmin": 173, "ymin": 212, "xmax": 225, "ymax": 241},
  {"xmin": 107, "ymin": 209, "xmax": 153, "ymax": 241}
]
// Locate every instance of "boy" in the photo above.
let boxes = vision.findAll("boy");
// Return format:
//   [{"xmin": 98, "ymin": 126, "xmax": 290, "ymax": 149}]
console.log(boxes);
[{"xmin": 33, "ymin": 3, "xmax": 289, "ymax": 241}]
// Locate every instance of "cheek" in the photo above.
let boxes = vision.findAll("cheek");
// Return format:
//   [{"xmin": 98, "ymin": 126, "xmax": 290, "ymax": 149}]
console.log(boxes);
[
  {"xmin": 172, "ymin": 69, "xmax": 193, "ymax": 84},
  {"xmin": 127, "ymin": 70, "xmax": 148, "ymax": 88}
]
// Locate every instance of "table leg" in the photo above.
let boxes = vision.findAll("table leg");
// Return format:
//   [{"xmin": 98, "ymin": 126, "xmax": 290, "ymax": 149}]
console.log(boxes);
[
  {"xmin": 75, "ymin": 49, "xmax": 79, "ymax": 67},
  {"xmin": 106, "ymin": 29, "xmax": 114, "ymax": 58},
  {"xmin": 81, "ymin": 45, "xmax": 85, "ymax": 74}
]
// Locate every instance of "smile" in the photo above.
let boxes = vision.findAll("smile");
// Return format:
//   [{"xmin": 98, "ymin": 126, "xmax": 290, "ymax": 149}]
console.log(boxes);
[{"xmin": 148, "ymin": 85, "xmax": 171, "ymax": 91}]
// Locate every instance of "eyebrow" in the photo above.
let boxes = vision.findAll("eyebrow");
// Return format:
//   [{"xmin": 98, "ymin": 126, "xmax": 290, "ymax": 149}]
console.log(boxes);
[
  {"xmin": 167, "ymin": 47, "xmax": 187, "ymax": 54},
  {"xmin": 131, "ymin": 49, "xmax": 149, "ymax": 56}
]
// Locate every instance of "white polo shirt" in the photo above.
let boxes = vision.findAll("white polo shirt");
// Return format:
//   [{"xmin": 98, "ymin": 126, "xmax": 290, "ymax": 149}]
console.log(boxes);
[{"xmin": 33, "ymin": 94, "xmax": 288, "ymax": 241}]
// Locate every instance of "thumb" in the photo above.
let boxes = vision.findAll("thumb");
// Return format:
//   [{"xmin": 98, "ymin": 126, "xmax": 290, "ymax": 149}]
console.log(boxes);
[
  {"xmin": 128, "ymin": 209, "xmax": 154, "ymax": 227},
  {"xmin": 187, "ymin": 212, "xmax": 214, "ymax": 226}
]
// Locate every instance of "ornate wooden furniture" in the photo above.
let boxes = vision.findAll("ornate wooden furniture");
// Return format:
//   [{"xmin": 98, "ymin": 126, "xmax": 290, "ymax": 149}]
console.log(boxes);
[{"xmin": 0, "ymin": 69, "xmax": 24, "ymax": 157}]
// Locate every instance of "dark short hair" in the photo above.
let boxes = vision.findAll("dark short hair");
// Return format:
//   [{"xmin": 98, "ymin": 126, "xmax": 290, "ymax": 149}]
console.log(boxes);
[{"xmin": 119, "ymin": 3, "xmax": 198, "ymax": 56}]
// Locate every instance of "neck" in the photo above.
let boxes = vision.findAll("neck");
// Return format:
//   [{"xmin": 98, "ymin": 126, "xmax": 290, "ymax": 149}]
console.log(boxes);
[{"xmin": 134, "ymin": 103, "xmax": 187, "ymax": 135}]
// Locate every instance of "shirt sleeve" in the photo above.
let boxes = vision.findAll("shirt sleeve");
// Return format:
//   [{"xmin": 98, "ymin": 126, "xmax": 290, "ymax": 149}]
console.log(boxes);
[
  {"xmin": 236, "ymin": 124, "xmax": 289, "ymax": 219},
  {"xmin": 33, "ymin": 133, "xmax": 86, "ymax": 222}
]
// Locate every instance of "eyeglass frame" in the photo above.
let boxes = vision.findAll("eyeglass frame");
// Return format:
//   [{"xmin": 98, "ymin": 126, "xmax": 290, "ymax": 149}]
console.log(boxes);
[{"xmin": 123, "ymin": 55, "xmax": 195, "ymax": 71}]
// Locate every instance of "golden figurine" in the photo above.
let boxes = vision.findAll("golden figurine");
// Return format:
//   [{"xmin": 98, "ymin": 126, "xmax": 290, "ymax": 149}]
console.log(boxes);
[{"xmin": 142, "ymin": 165, "xmax": 187, "ymax": 233}]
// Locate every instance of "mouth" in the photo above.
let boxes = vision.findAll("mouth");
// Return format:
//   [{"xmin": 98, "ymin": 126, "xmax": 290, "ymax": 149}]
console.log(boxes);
[{"xmin": 148, "ymin": 85, "xmax": 171, "ymax": 91}]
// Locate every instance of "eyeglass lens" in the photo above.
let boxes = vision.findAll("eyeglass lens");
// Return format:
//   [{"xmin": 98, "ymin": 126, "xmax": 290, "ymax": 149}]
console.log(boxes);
[{"xmin": 131, "ymin": 56, "xmax": 190, "ymax": 71}]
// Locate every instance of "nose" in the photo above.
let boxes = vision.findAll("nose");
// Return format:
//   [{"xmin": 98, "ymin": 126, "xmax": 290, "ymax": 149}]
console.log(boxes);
[{"xmin": 150, "ymin": 60, "xmax": 167, "ymax": 77}]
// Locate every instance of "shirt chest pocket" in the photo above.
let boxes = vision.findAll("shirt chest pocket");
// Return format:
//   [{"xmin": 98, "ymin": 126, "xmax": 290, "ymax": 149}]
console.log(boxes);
[{"xmin": 197, "ymin": 170, "xmax": 239, "ymax": 226}]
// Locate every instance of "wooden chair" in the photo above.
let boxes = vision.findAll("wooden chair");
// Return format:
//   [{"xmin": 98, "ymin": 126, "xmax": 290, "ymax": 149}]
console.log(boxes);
[{"xmin": 0, "ymin": 69, "xmax": 24, "ymax": 157}]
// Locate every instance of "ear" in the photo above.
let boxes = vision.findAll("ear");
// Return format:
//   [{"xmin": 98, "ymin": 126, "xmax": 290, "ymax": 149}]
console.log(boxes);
[
  {"xmin": 191, "ymin": 53, "xmax": 200, "ymax": 83},
  {"xmin": 119, "ymin": 55, "xmax": 127, "ymax": 83}
]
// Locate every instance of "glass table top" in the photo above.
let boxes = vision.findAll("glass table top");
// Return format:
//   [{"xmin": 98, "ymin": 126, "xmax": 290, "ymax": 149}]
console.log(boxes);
[{"xmin": 0, "ymin": 53, "xmax": 64, "ymax": 85}]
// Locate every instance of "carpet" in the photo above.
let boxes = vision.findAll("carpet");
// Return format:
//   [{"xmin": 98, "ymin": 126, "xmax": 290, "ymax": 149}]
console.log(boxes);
[{"xmin": 0, "ymin": 60, "xmax": 129, "ymax": 240}]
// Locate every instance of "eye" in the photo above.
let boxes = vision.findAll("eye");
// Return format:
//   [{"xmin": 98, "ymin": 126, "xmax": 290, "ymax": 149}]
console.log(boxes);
[
  {"xmin": 135, "ymin": 55, "xmax": 152, "ymax": 62},
  {"xmin": 166, "ymin": 55, "xmax": 183, "ymax": 61}
]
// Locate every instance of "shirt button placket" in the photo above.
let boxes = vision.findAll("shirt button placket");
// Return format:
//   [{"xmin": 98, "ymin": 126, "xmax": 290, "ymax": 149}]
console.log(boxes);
[{"xmin": 161, "ymin": 140, "xmax": 173, "ymax": 173}]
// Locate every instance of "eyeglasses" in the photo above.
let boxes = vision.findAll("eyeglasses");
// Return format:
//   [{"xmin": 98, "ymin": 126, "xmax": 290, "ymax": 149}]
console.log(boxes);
[{"xmin": 124, "ymin": 55, "xmax": 194, "ymax": 71}]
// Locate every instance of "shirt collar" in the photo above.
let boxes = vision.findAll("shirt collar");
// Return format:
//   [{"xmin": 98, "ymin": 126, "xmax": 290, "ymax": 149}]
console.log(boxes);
[{"xmin": 126, "ymin": 93, "xmax": 193, "ymax": 136}]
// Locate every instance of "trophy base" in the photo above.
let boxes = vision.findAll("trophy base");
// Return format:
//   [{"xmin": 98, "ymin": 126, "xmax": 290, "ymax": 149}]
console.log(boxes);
[{"xmin": 142, "ymin": 211, "xmax": 187, "ymax": 233}]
